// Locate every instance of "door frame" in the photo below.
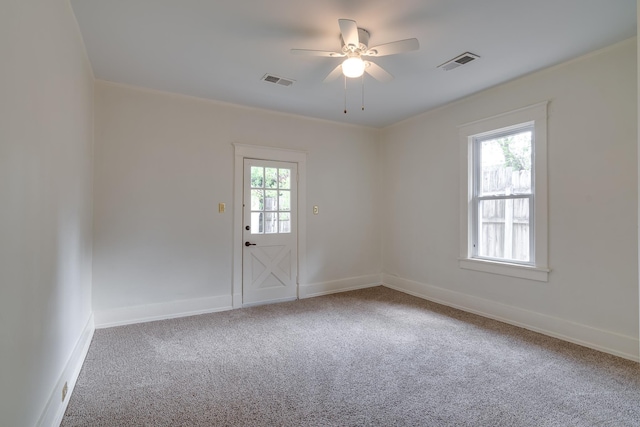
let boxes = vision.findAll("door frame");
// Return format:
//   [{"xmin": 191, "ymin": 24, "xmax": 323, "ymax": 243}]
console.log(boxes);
[{"xmin": 232, "ymin": 143, "xmax": 307, "ymax": 308}]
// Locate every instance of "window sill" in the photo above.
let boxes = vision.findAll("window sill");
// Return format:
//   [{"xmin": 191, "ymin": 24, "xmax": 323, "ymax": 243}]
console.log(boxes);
[{"xmin": 459, "ymin": 258, "xmax": 550, "ymax": 282}]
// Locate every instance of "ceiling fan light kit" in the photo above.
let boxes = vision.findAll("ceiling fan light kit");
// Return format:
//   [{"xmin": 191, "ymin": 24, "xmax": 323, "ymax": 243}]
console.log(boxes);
[{"xmin": 342, "ymin": 56, "xmax": 366, "ymax": 78}]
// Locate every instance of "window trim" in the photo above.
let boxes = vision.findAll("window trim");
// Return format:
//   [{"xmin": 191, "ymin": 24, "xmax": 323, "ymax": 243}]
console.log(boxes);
[{"xmin": 459, "ymin": 102, "xmax": 549, "ymax": 282}]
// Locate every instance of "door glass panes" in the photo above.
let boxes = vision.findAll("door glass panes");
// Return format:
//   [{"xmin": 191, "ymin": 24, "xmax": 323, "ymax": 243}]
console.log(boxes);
[
  {"xmin": 251, "ymin": 189, "xmax": 263, "ymax": 211},
  {"xmin": 249, "ymin": 166, "xmax": 293, "ymax": 234},
  {"xmin": 279, "ymin": 169, "xmax": 290, "ymax": 189},
  {"xmin": 265, "ymin": 190, "xmax": 278, "ymax": 210},
  {"xmin": 279, "ymin": 213, "xmax": 290, "ymax": 233},
  {"xmin": 251, "ymin": 166, "xmax": 264, "ymax": 188},
  {"xmin": 279, "ymin": 191, "xmax": 290, "ymax": 211},
  {"xmin": 251, "ymin": 212, "xmax": 263, "ymax": 234},
  {"xmin": 264, "ymin": 212, "xmax": 277, "ymax": 233},
  {"xmin": 265, "ymin": 168, "xmax": 278, "ymax": 188},
  {"xmin": 479, "ymin": 131, "xmax": 532, "ymax": 197}
]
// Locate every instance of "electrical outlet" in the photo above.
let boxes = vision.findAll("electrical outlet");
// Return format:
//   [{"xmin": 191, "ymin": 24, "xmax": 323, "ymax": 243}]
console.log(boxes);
[{"xmin": 62, "ymin": 381, "xmax": 68, "ymax": 402}]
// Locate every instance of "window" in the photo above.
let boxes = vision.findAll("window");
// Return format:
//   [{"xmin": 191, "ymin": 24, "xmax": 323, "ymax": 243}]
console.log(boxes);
[
  {"xmin": 473, "ymin": 126, "xmax": 533, "ymax": 263},
  {"xmin": 459, "ymin": 103, "xmax": 549, "ymax": 281}
]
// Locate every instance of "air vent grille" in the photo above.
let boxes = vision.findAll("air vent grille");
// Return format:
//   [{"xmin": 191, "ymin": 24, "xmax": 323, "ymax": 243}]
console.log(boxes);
[
  {"xmin": 261, "ymin": 74, "xmax": 295, "ymax": 87},
  {"xmin": 438, "ymin": 52, "xmax": 480, "ymax": 71}
]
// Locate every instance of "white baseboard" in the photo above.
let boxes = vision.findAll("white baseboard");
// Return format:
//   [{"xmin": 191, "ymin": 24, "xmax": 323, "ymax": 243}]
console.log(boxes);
[
  {"xmin": 299, "ymin": 274, "xmax": 382, "ymax": 299},
  {"xmin": 37, "ymin": 314, "xmax": 95, "ymax": 427},
  {"xmin": 242, "ymin": 296, "xmax": 297, "ymax": 308},
  {"xmin": 95, "ymin": 294, "xmax": 233, "ymax": 329},
  {"xmin": 382, "ymin": 274, "xmax": 639, "ymax": 362}
]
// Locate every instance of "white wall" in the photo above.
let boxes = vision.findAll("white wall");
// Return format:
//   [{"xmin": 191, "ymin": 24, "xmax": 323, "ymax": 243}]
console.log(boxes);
[
  {"xmin": 381, "ymin": 38, "xmax": 639, "ymax": 360},
  {"xmin": 0, "ymin": 0, "xmax": 95, "ymax": 425},
  {"xmin": 93, "ymin": 82, "xmax": 381, "ymax": 324}
]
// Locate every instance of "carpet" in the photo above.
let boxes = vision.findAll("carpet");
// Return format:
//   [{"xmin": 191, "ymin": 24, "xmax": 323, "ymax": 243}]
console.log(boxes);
[{"xmin": 62, "ymin": 286, "xmax": 640, "ymax": 426}]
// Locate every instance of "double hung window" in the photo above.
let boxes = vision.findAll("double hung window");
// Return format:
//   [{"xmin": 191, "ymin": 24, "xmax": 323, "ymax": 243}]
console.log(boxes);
[
  {"xmin": 472, "ymin": 125, "xmax": 533, "ymax": 264},
  {"xmin": 459, "ymin": 103, "xmax": 549, "ymax": 281}
]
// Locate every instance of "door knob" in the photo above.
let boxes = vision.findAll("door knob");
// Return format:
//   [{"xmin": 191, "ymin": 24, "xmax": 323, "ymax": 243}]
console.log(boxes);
[{"xmin": 245, "ymin": 242, "xmax": 256, "ymax": 247}]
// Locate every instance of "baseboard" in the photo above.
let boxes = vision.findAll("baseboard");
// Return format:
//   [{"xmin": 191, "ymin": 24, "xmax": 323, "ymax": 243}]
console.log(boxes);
[
  {"xmin": 242, "ymin": 296, "xmax": 298, "ymax": 308},
  {"xmin": 299, "ymin": 274, "xmax": 382, "ymax": 299},
  {"xmin": 95, "ymin": 294, "xmax": 233, "ymax": 329},
  {"xmin": 37, "ymin": 314, "xmax": 95, "ymax": 427},
  {"xmin": 382, "ymin": 274, "xmax": 639, "ymax": 362}
]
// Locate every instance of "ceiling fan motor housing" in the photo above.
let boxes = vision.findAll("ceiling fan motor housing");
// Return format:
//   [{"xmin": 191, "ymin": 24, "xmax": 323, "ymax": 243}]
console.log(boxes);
[{"xmin": 342, "ymin": 28, "xmax": 370, "ymax": 53}]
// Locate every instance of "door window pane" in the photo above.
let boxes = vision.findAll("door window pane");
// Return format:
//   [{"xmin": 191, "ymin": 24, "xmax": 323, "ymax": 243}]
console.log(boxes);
[
  {"xmin": 265, "ymin": 190, "xmax": 278, "ymax": 211},
  {"xmin": 279, "ymin": 191, "xmax": 290, "ymax": 211},
  {"xmin": 251, "ymin": 167, "xmax": 264, "ymax": 188},
  {"xmin": 279, "ymin": 213, "xmax": 290, "ymax": 233},
  {"xmin": 279, "ymin": 169, "xmax": 291, "ymax": 189},
  {"xmin": 265, "ymin": 168, "xmax": 278, "ymax": 189},
  {"xmin": 251, "ymin": 190, "xmax": 264, "ymax": 211},
  {"xmin": 251, "ymin": 212, "xmax": 263, "ymax": 234},
  {"xmin": 264, "ymin": 212, "xmax": 277, "ymax": 234}
]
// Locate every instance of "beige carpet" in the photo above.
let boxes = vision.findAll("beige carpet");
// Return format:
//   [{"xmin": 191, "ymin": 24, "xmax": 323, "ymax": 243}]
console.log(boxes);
[{"xmin": 62, "ymin": 286, "xmax": 640, "ymax": 426}]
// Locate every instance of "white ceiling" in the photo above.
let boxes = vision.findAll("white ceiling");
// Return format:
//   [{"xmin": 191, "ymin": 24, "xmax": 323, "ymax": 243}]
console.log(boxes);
[{"xmin": 70, "ymin": 0, "xmax": 636, "ymax": 128}]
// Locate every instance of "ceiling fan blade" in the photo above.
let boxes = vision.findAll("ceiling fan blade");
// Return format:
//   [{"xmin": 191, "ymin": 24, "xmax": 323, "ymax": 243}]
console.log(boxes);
[
  {"xmin": 338, "ymin": 19, "xmax": 359, "ymax": 49},
  {"xmin": 366, "ymin": 38, "xmax": 419, "ymax": 57},
  {"xmin": 290, "ymin": 49, "xmax": 344, "ymax": 57},
  {"xmin": 364, "ymin": 61, "xmax": 393, "ymax": 82},
  {"xmin": 323, "ymin": 64, "xmax": 343, "ymax": 83}
]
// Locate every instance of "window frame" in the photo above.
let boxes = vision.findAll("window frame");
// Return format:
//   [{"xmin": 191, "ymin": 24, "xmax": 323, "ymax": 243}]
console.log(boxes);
[
  {"xmin": 459, "ymin": 102, "xmax": 549, "ymax": 282},
  {"xmin": 471, "ymin": 124, "xmax": 535, "ymax": 265}
]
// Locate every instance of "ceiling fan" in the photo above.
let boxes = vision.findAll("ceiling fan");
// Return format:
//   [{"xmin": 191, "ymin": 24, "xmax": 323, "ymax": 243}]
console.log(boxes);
[{"xmin": 291, "ymin": 19, "xmax": 419, "ymax": 83}]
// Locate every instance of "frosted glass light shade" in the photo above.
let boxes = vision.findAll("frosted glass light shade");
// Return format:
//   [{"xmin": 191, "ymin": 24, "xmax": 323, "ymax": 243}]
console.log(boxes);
[{"xmin": 342, "ymin": 57, "xmax": 365, "ymax": 78}]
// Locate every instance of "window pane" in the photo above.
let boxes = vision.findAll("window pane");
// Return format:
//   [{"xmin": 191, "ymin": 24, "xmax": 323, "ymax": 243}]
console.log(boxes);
[
  {"xmin": 478, "ymin": 199, "xmax": 505, "ymax": 259},
  {"xmin": 279, "ymin": 213, "xmax": 290, "ymax": 233},
  {"xmin": 251, "ymin": 212, "xmax": 263, "ymax": 234},
  {"xmin": 251, "ymin": 167, "xmax": 264, "ymax": 188},
  {"xmin": 279, "ymin": 190, "xmax": 290, "ymax": 212},
  {"xmin": 264, "ymin": 212, "xmax": 277, "ymax": 234},
  {"xmin": 265, "ymin": 190, "xmax": 278, "ymax": 211},
  {"xmin": 279, "ymin": 169, "xmax": 291, "ymax": 189},
  {"xmin": 478, "ymin": 198, "xmax": 530, "ymax": 262},
  {"xmin": 479, "ymin": 131, "xmax": 532, "ymax": 197},
  {"xmin": 251, "ymin": 189, "xmax": 264, "ymax": 211},
  {"xmin": 265, "ymin": 168, "xmax": 278, "ymax": 189}
]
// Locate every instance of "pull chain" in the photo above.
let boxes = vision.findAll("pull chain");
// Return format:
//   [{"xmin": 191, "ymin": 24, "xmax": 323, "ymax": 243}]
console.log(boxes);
[
  {"xmin": 344, "ymin": 75, "xmax": 347, "ymax": 114},
  {"xmin": 343, "ymin": 75, "xmax": 366, "ymax": 113},
  {"xmin": 361, "ymin": 75, "xmax": 365, "ymax": 111}
]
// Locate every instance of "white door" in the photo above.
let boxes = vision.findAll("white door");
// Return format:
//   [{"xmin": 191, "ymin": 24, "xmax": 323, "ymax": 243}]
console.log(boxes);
[{"xmin": 242, "ymin": 159, "xmax": 298, "ymax": 305}]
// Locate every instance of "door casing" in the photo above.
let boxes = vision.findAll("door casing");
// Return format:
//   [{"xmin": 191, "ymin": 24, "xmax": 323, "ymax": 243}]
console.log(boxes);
[{"xmin": 232, "ymin": 143, "xmax": 307, "ymax": 308}]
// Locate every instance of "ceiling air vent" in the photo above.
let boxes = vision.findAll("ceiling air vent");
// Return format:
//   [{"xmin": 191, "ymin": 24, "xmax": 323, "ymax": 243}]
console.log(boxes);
[
  {"xmin": 438, "ymin": 52, "xmax": 480, "ymax": 71},
  {"xmin": 261, "ymin": 74, "xmax": 295, "ymax": 87}
]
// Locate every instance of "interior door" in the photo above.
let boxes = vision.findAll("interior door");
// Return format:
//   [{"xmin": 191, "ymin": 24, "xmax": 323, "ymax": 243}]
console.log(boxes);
[{"xmin": 242, "ymin": 159, "xmax": 298, "ymax": 306}]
